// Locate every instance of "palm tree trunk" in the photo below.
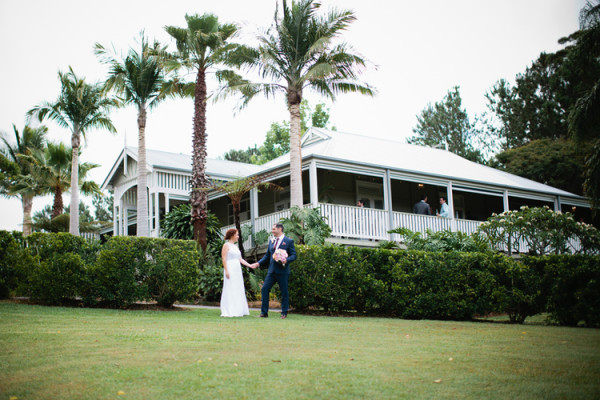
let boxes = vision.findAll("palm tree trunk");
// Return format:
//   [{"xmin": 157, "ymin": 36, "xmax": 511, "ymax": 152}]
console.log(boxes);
[
  {"xmin": 191, "ymin": 67, "xmax": 209, "ymax": 252},
  {"xmin": 233, "ymin": 200, "xmax": 244, "ymax": 257},
  {"xmin": 288, "ymin": 100, "xmax": 303, "ymax": 208},
  {"xmin": 137, "ymin": 106, "xmax": 149, "ymax": 237},
  {"xmin": 69, "ymin": 127, "xmax": 81, "ymax": 236},
  {"xmin": 52, "ymin": 186, "xmax": 63, "ymax": 218},
  {"xmin": 21, "ymin": 194, "xmax": 33, "ymax": 236}
]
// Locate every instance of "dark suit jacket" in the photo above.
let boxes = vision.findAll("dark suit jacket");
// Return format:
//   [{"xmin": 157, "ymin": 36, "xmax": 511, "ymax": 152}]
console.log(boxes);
[
  {"xmin": 413, "ymin": 200, "xmax": 432, "ymax": 215},
  {"xmin": 258, "ymin": 235, "xmax": 297, "ymax": 275}
]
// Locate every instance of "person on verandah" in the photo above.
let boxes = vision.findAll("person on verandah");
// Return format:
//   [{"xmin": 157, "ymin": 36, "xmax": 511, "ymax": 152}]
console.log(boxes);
[{"xmin": 437, "ymin": 197, "xmax": 451, "ymax": 218}]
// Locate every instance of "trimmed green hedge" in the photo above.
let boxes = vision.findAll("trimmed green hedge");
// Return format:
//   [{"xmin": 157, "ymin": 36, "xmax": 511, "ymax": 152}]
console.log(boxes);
[
  {"xmin": 2, "ymin": 231, "xmax": 598, "ymax": 326},
  {"xmin": 289, "ymin": 246, "xmax": 600, "ymax": 326},
  {"xmin": 0, "ymin": 231, "xmax": 201, "ymax": 308}
]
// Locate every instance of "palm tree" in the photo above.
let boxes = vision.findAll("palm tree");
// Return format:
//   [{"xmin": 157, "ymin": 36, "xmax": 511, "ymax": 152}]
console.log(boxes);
[
  {"xmin": 26, "ymin": 142, "xmax": 101, "ymax": 218},
  {"xmin": 96, "ymin": 32, "xmax": 175, "ymax": 237},
  {"xmin": 220, "ymin": 0, "xmax": 375, "ymax": 208},
  {"xmin": 0, "ymin": 124, "xmax": 48, "ymax": 235},
  {"xmin": 27, "ymin": 67, "xmax": 117, "ymax": 236},
  {"xmin": 162, "ymin": 14, "xmax": 238, "ymax": 251}
]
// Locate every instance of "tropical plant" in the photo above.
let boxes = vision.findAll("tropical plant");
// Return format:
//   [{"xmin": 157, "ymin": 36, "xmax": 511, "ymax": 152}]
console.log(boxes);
[
  {"xmin": 96, "ymin": 32, "xmax": 177, "ymax": 236},
  {"xmin": 220, "ymin": 0, "xmax": 375, "ymax": 208},
  {"xmin": 26, "ymin": 142, "xmax": 101, "ymax": 218},
  {"xmin": 161, "ymin": 204, "xmax": 223, "ymax": 253},
  {"xmin": 162, "ymin": 13, "xmax": 239, "ymax": 252},
  {"xmin": 28, "ymin": 67, "xmax": 117, "ymax": 236},
  {"xmin": 280, "ymin": 206, "xmax": 331, "ymax": 245},
  {"xmin": 0, "ymin": 124, "xmax": 48, "ymax": 235},
  {"xmin": 33, "ymin": 202, "xmax": 103, "ymax": 234},
  {"xmin": 207, "ymin": 174, "xmax": 281, "ymax": 256},
  {"xmin": 388, "ymin": 227, "xmax": 492, "ymax": 253}
]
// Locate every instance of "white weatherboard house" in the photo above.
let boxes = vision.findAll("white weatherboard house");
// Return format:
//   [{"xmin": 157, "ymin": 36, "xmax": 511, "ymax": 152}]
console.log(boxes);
[{"xmin": 101, "ymin": 128, "xmax": 591, "ymax": 249}]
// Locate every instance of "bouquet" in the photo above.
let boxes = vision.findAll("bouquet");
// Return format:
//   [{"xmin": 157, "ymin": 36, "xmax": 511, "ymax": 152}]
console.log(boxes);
[{"xmin": 273, "ymin": 248, "xmax": 288, "ymax": 264}]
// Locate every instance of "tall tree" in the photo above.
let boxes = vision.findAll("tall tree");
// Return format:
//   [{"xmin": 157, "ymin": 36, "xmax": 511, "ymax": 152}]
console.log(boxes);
[
  {"xmin": 96, "ymin": 32, "xmax": 175, "ymax": 237},
  {"xmin": 0, "ymin": 124, "xmax": 47, "ymax": 235},
  {"xmin": 223, "ymin": 100, "xmax": 334, "ymax": 165},
  {"xmin": 26, "ymin": 142, "xmax": 101, "ymax": 218},
  {"xmin": 568, "ymin": 0, "xmax": 600, "ymax": 207},
  {"xmin": 408, "ymin": 86, "xmax": 484, "ymax": 163},
  {"xmin": 162, "ymin": 13, "xmax": 238, "ymax": 251},
  {"xmin": 220, "ymin": 0, "xmax": 375, "ymax": 208},
  {"xmin": 28, "ymin": 67, "xmax": 117, "ymax": 236}
]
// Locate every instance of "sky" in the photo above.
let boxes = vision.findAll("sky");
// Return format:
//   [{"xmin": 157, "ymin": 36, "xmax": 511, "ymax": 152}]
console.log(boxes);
[{"xmin": 0, "ymin": 0, "xmax": 584, "ymax": 231}]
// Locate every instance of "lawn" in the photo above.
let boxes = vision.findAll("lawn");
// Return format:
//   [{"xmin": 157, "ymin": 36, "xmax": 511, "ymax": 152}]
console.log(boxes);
[{"xmin": 1, "ymin": 302, "xmax": 599, "ymax": 400}]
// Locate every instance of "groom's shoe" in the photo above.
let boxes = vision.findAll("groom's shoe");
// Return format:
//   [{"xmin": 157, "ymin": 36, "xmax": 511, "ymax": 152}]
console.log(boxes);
[
  {"xmin": 259, "ymin": 313, "xmax": 268, "ymax": 318},
  {"xmin": 281, "ymin": 314, "xmax": 287, "ymax": 319}
]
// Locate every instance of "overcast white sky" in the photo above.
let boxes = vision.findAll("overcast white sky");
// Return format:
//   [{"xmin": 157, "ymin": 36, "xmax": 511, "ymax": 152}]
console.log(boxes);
[{"xmin": 0, "ymin": 0, "xmax": 583, "ymax": 231}]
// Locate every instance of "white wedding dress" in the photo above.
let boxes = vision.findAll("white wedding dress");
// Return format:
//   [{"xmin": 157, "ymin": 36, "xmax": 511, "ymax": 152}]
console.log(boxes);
[{"xmin": 220, "ymin": 244, "xmax": 250, "ymax": 317}]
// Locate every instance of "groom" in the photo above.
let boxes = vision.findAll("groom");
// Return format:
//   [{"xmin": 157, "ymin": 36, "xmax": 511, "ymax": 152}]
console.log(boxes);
[{"xmin": 253, "ymin": 223, "xmax": 296, "ymax": 319}]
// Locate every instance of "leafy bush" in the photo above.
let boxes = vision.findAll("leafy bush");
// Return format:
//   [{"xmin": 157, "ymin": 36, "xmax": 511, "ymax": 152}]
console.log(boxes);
[
  {"xmin": 23, "ymin": 233, "xmax": 89, "ymax": 305},
  {"xmin": 478, "ymin": 206, "xmax": 600, "ymax": 255},
  {"xmin": 290, "ymin": 246, "xmax": 501, "ymax": 319},
  {"xmin": 0, "ymin": 231, "xmax": 22, "ymax": 298},
  {"xmin": 281, "ymin": 206, "xmax": 332, "ymax": 245},
  {"xmin": 523, "ymin": 255, "xmax": 600, "ymax": 327},
  {"xmin": 389, "ymin": 227, "xmax": 492, "ymax": 252},
  {"xmin": 492, "ymin": 261, "xmax": 544, "ymax": 324},
  {"xmin": 145, "ymin": 239, "xmax": 201, "ymax": 307},
  {"xmin": 84, "ymin": 236, "xmax": 150, "ymax": 307},
  {"xmin": 198, "ymin": 245, "xmax": 225, "ymax": 302},
  {"xmin": 161, "ymin": 204, "xmax": 223, "ymax": 246}
]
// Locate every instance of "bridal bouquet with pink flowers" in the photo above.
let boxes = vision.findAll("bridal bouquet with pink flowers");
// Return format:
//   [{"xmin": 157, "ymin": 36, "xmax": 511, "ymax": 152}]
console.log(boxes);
[{"xmin": 273, "ymin": 248, "xmax": 288, "ymax": 264}]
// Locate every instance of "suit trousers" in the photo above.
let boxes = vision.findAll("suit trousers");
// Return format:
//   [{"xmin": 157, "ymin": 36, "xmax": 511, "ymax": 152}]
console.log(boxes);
[{"xmin": 261, "ymin": 272, "xmax": 289, "ymax": 315}]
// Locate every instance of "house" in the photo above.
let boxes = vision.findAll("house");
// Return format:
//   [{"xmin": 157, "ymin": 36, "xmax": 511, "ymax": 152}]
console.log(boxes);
[{"xmin": 101, "ymin": 128, "xmax": 592, "ymax": 248}]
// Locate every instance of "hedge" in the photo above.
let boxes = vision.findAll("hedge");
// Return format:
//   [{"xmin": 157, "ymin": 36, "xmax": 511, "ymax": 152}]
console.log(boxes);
[
  {"xmin": 289, "ymin": 246, "xmax": 600, "ymax": 326},
  {"xmin": 0, "ymin": 231, "xmax": 201, "ymax": 308},
  {"xmin": 2, "ymin": 231, "xmax": 599, "ymax": 326}
]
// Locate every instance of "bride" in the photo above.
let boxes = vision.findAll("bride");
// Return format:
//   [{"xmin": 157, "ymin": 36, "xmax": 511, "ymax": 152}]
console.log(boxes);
[{"xmin": 220, "ymin": 228, "xmax": 256, "ymax": 317}]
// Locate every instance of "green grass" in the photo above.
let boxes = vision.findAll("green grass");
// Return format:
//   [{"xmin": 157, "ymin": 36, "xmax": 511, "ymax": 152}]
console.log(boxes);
[{"xmin": 1, "ymin": 302, "xmax": 599, "ymax": 400}]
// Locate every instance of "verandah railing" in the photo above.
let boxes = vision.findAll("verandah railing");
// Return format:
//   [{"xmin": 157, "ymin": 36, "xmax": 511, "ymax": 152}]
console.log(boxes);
[{"xmin": 220, "ymin": 203, "xmax": 485, "ymax": 248}]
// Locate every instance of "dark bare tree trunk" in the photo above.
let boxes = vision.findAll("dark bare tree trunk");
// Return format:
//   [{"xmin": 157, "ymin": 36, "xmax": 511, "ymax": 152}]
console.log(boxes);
[
  {"xmin": 191, "ymin": 67, "xmax": 209, "ymax": 252},
  {"xmin": 52, "ymin": 186, "xmax": 63, "ymax": 218},
  {"xmin": 232, "ymin": 199, "xmax": 244, "ymax": 257}
]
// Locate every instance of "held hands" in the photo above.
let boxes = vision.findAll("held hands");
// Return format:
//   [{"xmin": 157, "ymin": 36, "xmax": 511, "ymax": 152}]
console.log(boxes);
[{"xmin": 249, "ymin": 262, "xmax": 259, "ymax": 269}]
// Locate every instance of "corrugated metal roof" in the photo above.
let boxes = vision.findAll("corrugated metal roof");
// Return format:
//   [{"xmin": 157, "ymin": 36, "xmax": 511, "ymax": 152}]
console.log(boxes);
[
  {"xmin": 104, "ymin": 129, "xmax": 583, "ymax": 201},
  {"xmin": 257, "ymin": 128, "xmax": 582, "ymax": 198},
  {"xmin": 128, "ymin": 147, "xmax": 263, "ymax": 178}
]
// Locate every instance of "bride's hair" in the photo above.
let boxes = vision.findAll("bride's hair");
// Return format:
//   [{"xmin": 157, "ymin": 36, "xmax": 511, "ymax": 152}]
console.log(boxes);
[{"xmin": 225, "ymin": 228, "xmax": 238, "ymax": 241}]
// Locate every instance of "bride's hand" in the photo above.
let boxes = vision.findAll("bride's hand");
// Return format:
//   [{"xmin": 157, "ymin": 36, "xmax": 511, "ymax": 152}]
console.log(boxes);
[{"xmin": 226, "ymin": 272, "xmax": 230, "ymax": 279}]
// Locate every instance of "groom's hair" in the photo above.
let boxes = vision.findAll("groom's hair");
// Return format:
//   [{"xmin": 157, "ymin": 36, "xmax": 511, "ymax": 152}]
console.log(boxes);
[{"xmin": 275, "ymin": 223, "xmax": 284, "ymax": 232}]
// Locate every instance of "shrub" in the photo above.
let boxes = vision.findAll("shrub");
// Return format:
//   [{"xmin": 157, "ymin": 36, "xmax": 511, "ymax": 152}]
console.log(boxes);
[
  {"xmin": 84, "ymin": 236, "xmax": 151, "ymax": 307},
  {"xmin": 145, "ymin": 239, "xmax": 201, "ymax": 307},
  {"xmin": 523, "ymin": 255, "xmax": 600, "ymax": 327},
  {"xmin": 24, "ymin": 233, "xmax": 89, "ymax": 305},
  {"xmin": 492, "ymin": 260, "xmax": 544, "ymax": 324},
  {"xmin": 0, "ymin": 231, "xmax": 21, "ymax": 298},
  {"xmin": 389, "ymin": 227, "xmax": 492, "ymax": 252},
  {"xmin": 281, "ymin": 206, "xmax": 332, "ymax": 245},
  {"xmin": 198, "ymin": 246, "xmax": 224, "ymax": 302},
  {"xmin": 290, "ymin": 246, "xmax": 501, "ymax": 320},
  {"xmin": 478, "ymin": 206, "xmax": 600, "ymax": 255}
]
